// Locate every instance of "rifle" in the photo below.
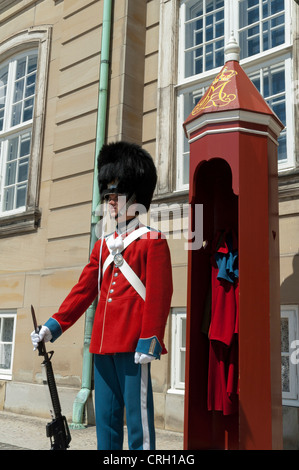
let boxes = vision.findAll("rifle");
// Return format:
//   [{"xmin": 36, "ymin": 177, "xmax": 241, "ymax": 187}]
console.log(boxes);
[{"xmin": 31, "ymin": 305, "xmax": 71, "ymax": 450}]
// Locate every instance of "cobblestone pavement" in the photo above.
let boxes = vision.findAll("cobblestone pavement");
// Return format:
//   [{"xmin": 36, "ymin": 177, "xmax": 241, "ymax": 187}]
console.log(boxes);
[{"xmin": 0, "ymin": 411, "xmax": 183, "ymax": 451}]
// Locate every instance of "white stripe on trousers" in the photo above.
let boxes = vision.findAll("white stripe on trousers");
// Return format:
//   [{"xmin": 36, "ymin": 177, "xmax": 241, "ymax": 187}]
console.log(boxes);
[{"xmin": 140, "ymin": 363, "xmax": 150, "ymax": 450}]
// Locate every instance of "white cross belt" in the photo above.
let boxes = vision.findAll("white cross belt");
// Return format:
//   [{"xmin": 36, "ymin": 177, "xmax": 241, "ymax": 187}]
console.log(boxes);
[{"xmin": 100, "ymin": 226, "xmax": 150, "ymax": 301}]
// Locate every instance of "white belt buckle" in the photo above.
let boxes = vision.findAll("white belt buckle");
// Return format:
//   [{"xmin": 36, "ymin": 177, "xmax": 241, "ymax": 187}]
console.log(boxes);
[{"xmin": 114, "ymin": 253, "xmax": 124, "ymax": 267}]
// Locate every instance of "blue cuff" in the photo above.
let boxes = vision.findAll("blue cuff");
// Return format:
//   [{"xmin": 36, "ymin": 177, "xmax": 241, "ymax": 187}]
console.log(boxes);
[
  {"xmin": 44, "ymin": 317, "xmax": 63, "ymax": 342},
  {"xmin": 215, "ymin": 251, "xmax": 239, "ymax": 283},
  {"xmin": 136, "ymin": 336, "xmax": 162, "ymax": 359}
]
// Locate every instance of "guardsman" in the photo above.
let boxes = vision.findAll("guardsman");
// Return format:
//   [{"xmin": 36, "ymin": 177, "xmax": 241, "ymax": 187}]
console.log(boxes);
[{"xmin": 31, "ymin": 141, "xmax": 173, "ymax": 450}]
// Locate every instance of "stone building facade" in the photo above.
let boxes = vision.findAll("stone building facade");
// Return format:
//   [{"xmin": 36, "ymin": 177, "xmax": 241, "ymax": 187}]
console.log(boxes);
[{"xmin": 0, "ymin": 0, "xmax": 298, "ymax": 449}]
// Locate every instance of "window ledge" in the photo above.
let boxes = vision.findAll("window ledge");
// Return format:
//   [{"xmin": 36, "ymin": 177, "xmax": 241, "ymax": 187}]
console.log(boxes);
[
  {"xmin": 282, "ymin": 399, "xmax": 299, "ymax": 407},
  {"xmin": 167, "ymin": 388, "xmax": 185, "ymax": 396},
  {"xmin": 0, "ymin": 374, "xmax": 12, "ymax": 380},
  {"xmin": 0, "ymin": 208, "xmax": 41, "ymax": 238},
  {"xmin": 278, "ymin": 168, "xmax": 299, "ymax": 200},
  {"xmin": 152, "ymin": 190, "xmax": 189, "ymax": 205}
]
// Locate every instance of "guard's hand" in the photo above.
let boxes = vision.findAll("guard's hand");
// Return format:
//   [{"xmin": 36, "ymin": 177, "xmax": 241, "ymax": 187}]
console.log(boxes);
[
  {"xmin": 30, "ymin": 325, "xmax": 52, "ymax": 350},
  {"xmin": 134, "ymin": 352, "xmax": 155, "ymax": 364}
]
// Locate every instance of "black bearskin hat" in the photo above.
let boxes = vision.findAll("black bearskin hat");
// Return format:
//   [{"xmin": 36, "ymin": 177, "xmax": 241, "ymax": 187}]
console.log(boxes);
[{"xmin": 97, "ymin": 141, "xmax": 157, "ymax": 212}]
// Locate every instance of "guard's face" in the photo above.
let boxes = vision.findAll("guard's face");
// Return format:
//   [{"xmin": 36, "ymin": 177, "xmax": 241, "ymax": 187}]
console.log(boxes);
[{"xmin": 106, "ymin": 193, "xmax": 127, "ymax": 219}]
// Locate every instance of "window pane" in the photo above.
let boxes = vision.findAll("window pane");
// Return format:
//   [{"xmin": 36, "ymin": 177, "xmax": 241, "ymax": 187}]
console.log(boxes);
[
  {"xmin": 281, "ymin": 317, "xmax": 289, "ymax": 352},
  {"xmin": 25, "ymin": 73, "xmax": 36, "ymax": 98},
  {"xmin": 195, "ymin": 53, "xmax": 203, "ymax": 75},
  {"xmin": 181, "ymin": 317, "xmax": 186, "ymax": 348},
  {"xmin": 18, "ymin": 158, "xmax": 29, "ymax": 183},
  {"xmin": 180, "ymin": 350, "xmax": 186, "ymax": 383},
  {"xmin": 248, "ymin": 6, "xmax": 259, "ymax": 24},
  {"xmin": 16, "ymin": 57, "xmax": 26, "ymax": 79},
  {"xmin": 179, "ymin": 317, "xmax": 186, "ymax": 383},
  {"xmin": 20, "ymin": 133, "xmax": 31, "ymax": 156},
  {"xmin": 0, "ymin": 344, "xmax": 12, "ymax": 369},
  {"xmin": 185, "ymin": 20, "xmax": 201, "ymax": 50},
  {"xmin": 215, "ymin": 19, "xmax": 224, "ymax": 38},
  {"xmin": 248, "ymin": 31, "xmax": 260, "ymax": 56},
  {"xmin": 7, "ymin": 137, "xmax": 18, "ymax": 161},
  {"xmin": 0, "ymin": 315, "xmax": 16, "ymax": 372},
  {"xmin": 271, "ymin": 0, "xmax": 284, "ymax": 15},
  {"xmin": 271, "ymin": 17, "xmax": 284, "ymax": 48},
  {"xmin": 28, "ymin": 55, "xmax": 37, "ymax": 74},
  {"xmin": 278, "ymin": 134, "xmax": 286, "ymax": 161},
  {"xmin": 11, "ymin": 102, "xmax": 22, "ymax": 126},
  {"xmin": 5, "ymin": 161, "xmax": 16, "ymax": 186},
  {"xmin": 215, "ymin": 47, "xmax": 224, "ymax": 67},
  {"xmin": 23, "ymin": 97, "xmax": 34, "ymax": 121},
  {"xmin": 183, "ymin": 153, "xmax": 190, "ymax": 186},
  {"xmin": 281, "ymin": 356, "xmax": 290, "ymax": 392},
  {"xmin": 2, "ymin": 317, "xmax": 14, "ymax": 342},
  {"xmin": 3, "ymin": 187, "xmax": 14, "ymax": 211},
  {"xmin": 272, "ymin": 100, "xmax": 285, "ymax": 125},
  {"xmin": 13, "ymin": 78, "xmax": 24, "ymax": 103},
  {"xmin": 0, "ymin": 65, "xmax": 8, "ymax": 86},
  {"xmin": 0, "ymin": 65, "xmax": 8, "ymax": 131},
  {"xmin": 264, "ymin": 65, "xmax": 285, "ymax": 97},
  {"xmin": 0, "ymin": 111, "xmax": 3, "ymax": 131},
  {"xmin": 16, "ymin": 184, "xmax": 27, "ymax": 208}
]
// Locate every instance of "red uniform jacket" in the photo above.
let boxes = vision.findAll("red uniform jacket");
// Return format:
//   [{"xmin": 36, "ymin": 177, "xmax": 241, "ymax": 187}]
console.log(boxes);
[
  {"xmin": 207, "ymin": 230, "xmax": 239, "ymax": 415},
  {"xmin": 45, "ymin": 226, "xmax": 173, "ymax": 358}
]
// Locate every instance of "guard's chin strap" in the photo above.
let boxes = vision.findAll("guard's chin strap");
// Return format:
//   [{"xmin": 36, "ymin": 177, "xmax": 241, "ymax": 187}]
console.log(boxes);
[
  {"xmin": 115, "ymin": 193, "xmax": 136, "ymax": 220},
  {"xmin": 116, "ymin": 217, "xmax": 140, "ymax": 235}
]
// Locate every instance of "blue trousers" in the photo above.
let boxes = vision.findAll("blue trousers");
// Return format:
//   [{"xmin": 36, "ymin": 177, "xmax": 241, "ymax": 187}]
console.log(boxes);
[{"xmin": 94, "ymin": 353, "xmax": 155, "ymax": 450}]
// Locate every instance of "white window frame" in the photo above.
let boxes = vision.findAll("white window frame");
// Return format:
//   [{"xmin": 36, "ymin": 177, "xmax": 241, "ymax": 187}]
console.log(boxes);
[
  {"xmin": 0, "ymin": 49, "xmax": 37, "ymax": 216},
  {"xmin": 177, "ymin": 0, "xmax": 294, "ymax": 191},
  {"xmin": 281, "ymin": 305, "xmax": 299, "ymax": 406},
  {"xmin": 0, "ymin": 26, "xmax": 51, "ymax": 236},
  {"xmin": 169, "ymin": 308, "xmax": 186, "ymax": 394},
  {"xmin": 0, "ymin": 310, "xmax": 17, "ymax": 380}
]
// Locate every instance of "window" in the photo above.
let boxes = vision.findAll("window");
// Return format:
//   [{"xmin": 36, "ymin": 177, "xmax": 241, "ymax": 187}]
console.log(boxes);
[
  {"xmin": 0, "ymin": 26, "xmax": 51, "ymax": 236},
  {"xmin": 239, "ymin": 0, "xmax": 286, "ymax": 58},
  {"xmin": 170, "ymin": 309, "xmax": 186, "ymax": 392},
  {"xmin": 281, "ymin": 305, "xmax": 299, "ymax": 405},
  {"xmin": 0, "ymin": 311, "xmax": 17, "ymax": 380},
  {"xmin": 177, "ymin": 0, "xmax": 293, "ymax": 190},
  {"xmin": 239, "ymin": 0, "xmax": 285, "ymax": 58},
  {"xmin": 0, "ymin": 51, "xmax": 37, "ymax": 214},
  {"xmin": 184, "ymin": 0, "xmax": 225, "ymax": 78}
]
